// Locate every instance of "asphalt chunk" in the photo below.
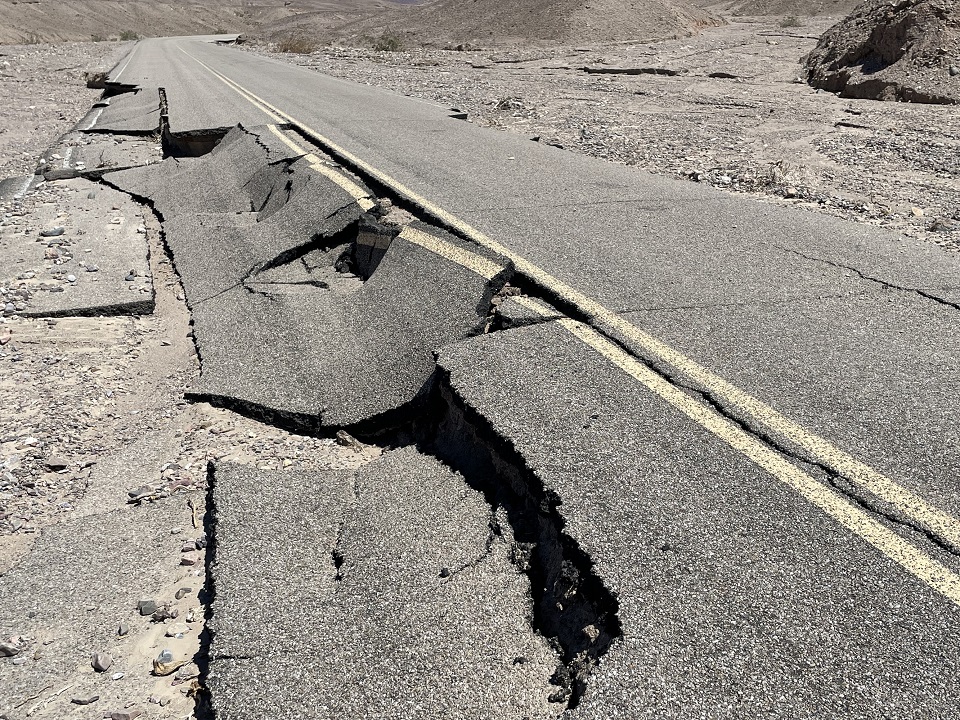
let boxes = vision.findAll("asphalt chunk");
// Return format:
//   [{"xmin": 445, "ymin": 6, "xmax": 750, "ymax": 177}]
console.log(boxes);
[{"xmin": 207, "ymin": 453, "xmax": 559, "ymax": 720}]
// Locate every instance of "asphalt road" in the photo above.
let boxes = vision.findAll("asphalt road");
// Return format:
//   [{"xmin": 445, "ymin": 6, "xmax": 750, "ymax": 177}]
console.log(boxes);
[{"xmin": 75, "ymin": 35, "xmax": 960, "ymax": 718}]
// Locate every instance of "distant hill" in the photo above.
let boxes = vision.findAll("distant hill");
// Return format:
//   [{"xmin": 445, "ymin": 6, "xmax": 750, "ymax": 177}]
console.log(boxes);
[
  {"xmin": 685, "ymin": 0, "xmax": 861, "ymax": 16},
  {"xmin": 0, "ymin": 0, "xmax": 404, "ymax": 44},
  {"xmin": 269, "ymin": 0, "xmax": 724, "ymax": 48}
]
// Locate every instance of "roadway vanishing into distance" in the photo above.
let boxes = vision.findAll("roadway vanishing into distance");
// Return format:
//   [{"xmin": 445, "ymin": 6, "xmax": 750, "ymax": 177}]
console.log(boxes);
[{"xmin": 11, "ymin": 34, "xmax": 960, "ymax": 718}]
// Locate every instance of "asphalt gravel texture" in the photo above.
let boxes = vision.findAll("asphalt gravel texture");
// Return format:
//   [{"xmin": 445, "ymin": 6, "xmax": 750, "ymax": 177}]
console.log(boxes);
[{"xmin": 208, "ymin": 453, "xmax": 559, "ymax": 720}]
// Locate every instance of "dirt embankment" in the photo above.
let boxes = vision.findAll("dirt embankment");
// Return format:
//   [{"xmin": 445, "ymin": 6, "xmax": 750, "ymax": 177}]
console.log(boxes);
[
  {"xmin": 805, "ymin": 0, "xmax": 960, "ymax": 104},
  {"xmin": 266, "ymin": 0, "xmax": 725, "ymax": 49}
]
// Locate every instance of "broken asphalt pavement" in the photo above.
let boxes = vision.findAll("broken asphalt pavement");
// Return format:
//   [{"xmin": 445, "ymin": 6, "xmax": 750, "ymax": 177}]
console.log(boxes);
[
  {"xmin": 3, "ymin": 32, "xmax": 960, "ymax": 720},
  {"xmin": 108, "ymin": 125, "xmax": 511, "ymax": 430}
]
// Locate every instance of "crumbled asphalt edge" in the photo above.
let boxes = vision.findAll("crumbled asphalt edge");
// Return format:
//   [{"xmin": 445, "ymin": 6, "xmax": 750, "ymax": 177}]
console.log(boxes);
[{"xmin": 57, "ymin": 80, "xmax": 623, "ymax": 709}]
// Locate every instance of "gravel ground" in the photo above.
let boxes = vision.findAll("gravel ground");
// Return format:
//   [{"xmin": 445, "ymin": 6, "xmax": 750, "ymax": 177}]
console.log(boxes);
[
  {"xmin": 0, "ymin": 41, "xmax": 134, "ymax": 178},
  {"xmin": 252, "ymin": 16, "xmax": 960, "ymax": 251}
]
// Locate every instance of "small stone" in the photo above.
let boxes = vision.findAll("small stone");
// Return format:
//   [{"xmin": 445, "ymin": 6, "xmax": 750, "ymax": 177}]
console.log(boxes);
[
  {"xmin": 39, "ymin": 227, "xmax": 65, "ymax": 237},
  {"xmin": 124, "ymin": 273, "xmax": 135, "ymax": 282},
  {"xmin": 911, "ymin": 206, "xmax": 925, "ymax": 217},
  {"xmin": 66, "ymin": 274, "xmax": 77, "ymax": 283},
  {"xmin": 86, "ymin": 265, "xmax": 100, "ymax": 273},
  {"xmin": 71, "ymin": 695, "xmax": 100, "ymax": 705},
  {"xmin": 181, "ymin": 541, "xmax": 197, "ymax": 553},
  {"xmin": 174, "ymin": 661, "xmax": 200, "ymax": 681},
  {"xmin": 185, "ymin": 607, "xmax": 200, "ymax": 623},
  {"xmin": 174, "ymin": 587, "xmax": 193, "ymax": 600},
  {"xmin": 3, "ymin": 303, "xmax": 15, "ymax": 315},
  {"xmin": 152, "ymin": 605, "xmax": 178, "ymax": 622},
  {"xmin": 180, "ymin": 553, "xmax": 199, "ymax": 566},
  {"xmin": 110, "ymin": 671, "xmax": 125, "ymax": 680},
  {"xmin": 165, "ymin": 623, "xmax": 189, "ymax": 638},
  {"xmin": 128, "ymin": 485, "xmax": 154, "ymax": 501},
  {"xmin": 87, "ymin": 191, "xmax": 97, "ymax": 199},
  {"xmin": 0, "ymin": 642, "xmax": 21, "ymax": 657},
  {"xmin": 152, "ymin": 649, "xmax": 183, "ymax": 676},
  {"xmin": 105, "ymin": 709, "xmax": 143, "ymax": 720},
  {"xmin": 784, "ymin": 186, "xmax": 797, "ymax": 198},
  {"xmin": 137, "ymin": 598, "xmax": 157, "ymax": 616},
  {"xmin": 950, "ymin": 65, "xmax": 960, "ymax": 77},
  {"xmin": 118, "ymin": 622, "xmax": 129, "ymax": 636},
  {"xmin": 439, "ymin": 566, "xmax": 451, "ymax": 578},
  {"xmin": 91, "ymin": 652, "xmax": 112, "ymax": 672},
  {"xmin": 45, "ymin": 457, "xmax": 69, "ymax": 471}
]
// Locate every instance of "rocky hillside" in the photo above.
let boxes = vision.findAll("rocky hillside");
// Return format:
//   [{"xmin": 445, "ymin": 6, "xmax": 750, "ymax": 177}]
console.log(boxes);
[
  {"xmin": 687, "ymin": 0, "xmax": 861, "ymax": 17},
  {"xmin": 281, "ymin": 0, "xmax": 724, "ymax": 48},
  {"xmin": 805, "ymin": 0, "xmax": 959, "ymax": 103},
  {"xmin": 0, "ymin": 0, "xmax": 403, "ymax": 44}
]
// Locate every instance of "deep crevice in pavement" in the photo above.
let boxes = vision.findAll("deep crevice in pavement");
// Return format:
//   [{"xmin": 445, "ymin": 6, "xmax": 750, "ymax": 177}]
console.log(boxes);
[
  {"xmin": 424, "ymin": 372, "xmax": 623, "ymax": 708},
  {"xmin": 776, "ymin": 245, "xmax": 960, "ymax": 311},
  {"xmin": 193, "ymin": 462, "xmax": 218, "ymax": 720}
]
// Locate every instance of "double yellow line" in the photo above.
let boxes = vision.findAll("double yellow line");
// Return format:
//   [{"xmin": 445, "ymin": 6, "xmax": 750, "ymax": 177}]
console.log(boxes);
[{"xmin": 176, "ymin": 44, "xmax": 960, "ymax": 605}]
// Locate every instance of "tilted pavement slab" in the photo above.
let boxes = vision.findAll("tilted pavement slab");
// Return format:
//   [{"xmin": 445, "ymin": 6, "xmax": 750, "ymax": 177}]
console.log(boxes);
[
  {"xmin": 190, "ymin": 222, "xmax": 508, "ymax": 428},
  {"xmin": 84, "ymin": 88, "xmax": 163, "ymax": 135},
  {"xmin": 434, "ymin": 320, "xmax": 960, "ymax": 718},
  {"xmin": 0, "ymin": 178, "xmax": 153, "ymax": 317},
  {"xmin": 207, "ymin": 453, "xmax": 559, "ymax": 719},
  {"xmin": 38, "ymin": 131, "xmax": 162, "ymax": 181}
]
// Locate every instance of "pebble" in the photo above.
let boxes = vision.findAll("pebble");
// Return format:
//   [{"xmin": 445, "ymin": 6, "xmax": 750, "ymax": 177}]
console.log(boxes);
[
  {"xmin": 181, "ymin": 540, "xmax": 197, "ymax": 552},
  {"xmin": 86, "ymin": 265, "xmax": 100, "ymax": 273},
  {"xmin": 152, "ymin": 604, "xmax": 179, "ymax": 621},
  {"xmin": 45, "ymin": 457, "xmax": 69, "ymax": 471},
  {"xmin": 105, "ymin": 709, "xmax": 142, "ymax": 720},
  {"xmin": 137, "ymin": 598, "xmax": 157, "ymax": 616},
  {"xmin": 165, "ymin": 623, "xmax": 189, "ymax": 638},
  {"xmin": 3, "ymin": 303, "xmax": 15, "ymax": 315},
  {"xmin": 91, "ymin": 652, "xmax": 113, "ymax": 672},
  {"xmin": 180, "ymin": 553, "xmax": 199, "ymax": 566},
  {"xmin": 71, "ymin": 695, "xmax": 100, "ymax": 705},
  {"xmin": 124, "ymin": 273, "xmax": 135, "ymax": 282},
  {"xmin": 152, "ymin": 648, "xmax": 180, "ymax": 676},
  {"xmin": 951, "ymin": 65, "xmax": 959, "ymax": 77},
  {"xmin": 175, "ymin": 661, "xmax": 200, "ymax": 681},
  {"xmin": 0, "ymin": 642, "xmax": 21, "ymax": 657},
  {"xmin": 66, "ymin": 274, "xmax": 77, "ymax": 283},
  {"xmin": 174, "ymin": 587, "xmax": 193, "ymax": 600},
  {"xmin": 39, "ymin": 227, "xmax": 65, "ymax": 237},
  {"xmin": 117, "ymin": 622, "xmax": 129, "ymax": 636},
  {"xmin": 110, "ymin": 671, "xmax": 125, "ymax": 680}
]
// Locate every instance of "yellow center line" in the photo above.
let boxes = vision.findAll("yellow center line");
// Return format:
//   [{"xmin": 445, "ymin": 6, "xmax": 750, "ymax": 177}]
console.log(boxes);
[
  {"xmin": 558, "ymin": 318, "xmax": 960, "ymax": 607},
  {"xmin": 398, "ymin": 226, "xmax": 504, "ymax": 281},
  {"xmin": 175, "ymin": 46, "xmax": 960, "ymax": 603}
]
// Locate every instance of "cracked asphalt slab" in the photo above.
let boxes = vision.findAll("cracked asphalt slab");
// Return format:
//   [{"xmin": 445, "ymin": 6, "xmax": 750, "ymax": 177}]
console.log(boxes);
[
  {"xmin": 190, "ymin": 221, "xmax": 508, "ymax": 427},
  {"xmin": 208, "ymin": 453, "xmax": 559, "ymax": 720},
  {"xmin": 435, "ymin": 320, "xmax": 960, "ymax": 718},
  {"xmin": 0, "ymin": 177, "xmax": 153, "ymax": 317}
]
